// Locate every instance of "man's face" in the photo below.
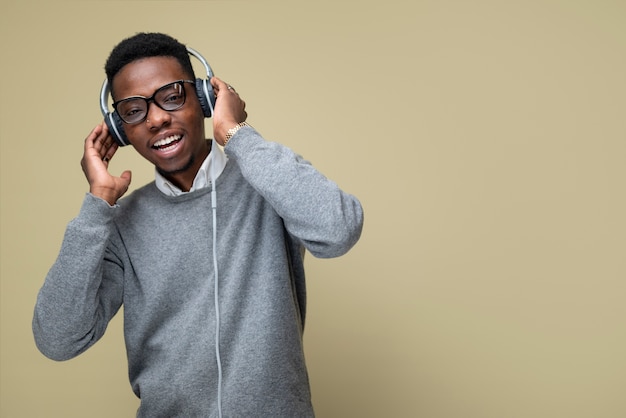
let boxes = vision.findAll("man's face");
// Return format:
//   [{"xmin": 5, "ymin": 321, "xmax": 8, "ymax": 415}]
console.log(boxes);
[{"xmin": 112, "ymin": 56, "xmax": 208, "ymax": 188}]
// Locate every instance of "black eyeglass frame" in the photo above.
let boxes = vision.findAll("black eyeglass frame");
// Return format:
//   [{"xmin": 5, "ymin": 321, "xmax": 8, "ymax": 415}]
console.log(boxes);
[{"xmin": 112, "ymin": 80, "xmax": 196, "ymax": 124}]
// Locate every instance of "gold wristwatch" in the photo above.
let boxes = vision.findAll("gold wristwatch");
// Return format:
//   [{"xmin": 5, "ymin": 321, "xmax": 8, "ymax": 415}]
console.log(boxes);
[{"xmin": 224, "ymin": 122, "xmax": 249, "ymax": 145}]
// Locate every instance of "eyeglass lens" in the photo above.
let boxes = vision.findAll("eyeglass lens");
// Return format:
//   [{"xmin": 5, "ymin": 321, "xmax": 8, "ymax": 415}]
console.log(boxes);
[{"xmin": 115, "ymin": 81, "xmax": 187, "ymax": 124}]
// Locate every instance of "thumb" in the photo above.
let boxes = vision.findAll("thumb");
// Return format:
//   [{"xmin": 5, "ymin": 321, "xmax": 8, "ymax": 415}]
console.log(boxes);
[
  {"xmin": 118, "ymin": 170, "xmax": 132, "ymax": 195},
  {"xmin": 120, "ymin": 170, "xmax": 133, "ymax": 187},
  {"xmin": 120, "ymin": 170, "xmax": 132, "ymax": 184}
]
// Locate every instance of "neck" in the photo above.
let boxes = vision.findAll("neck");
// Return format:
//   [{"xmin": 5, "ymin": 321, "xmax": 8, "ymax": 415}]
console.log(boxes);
[{"xmin": 158, "ymin": 140, "xmax": 212, "ymax": 192}]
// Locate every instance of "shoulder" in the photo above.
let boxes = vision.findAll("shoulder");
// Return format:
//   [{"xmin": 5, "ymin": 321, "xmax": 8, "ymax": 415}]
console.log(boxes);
[{"xmin": 117, "ymin": 181, "xmax": 159, "ymax": 207}]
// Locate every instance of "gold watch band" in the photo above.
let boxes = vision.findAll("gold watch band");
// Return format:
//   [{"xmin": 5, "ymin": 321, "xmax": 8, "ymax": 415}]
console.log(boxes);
[{"xmin": 224, "ymin": 122, "xmax": 249, "ymax": 145}]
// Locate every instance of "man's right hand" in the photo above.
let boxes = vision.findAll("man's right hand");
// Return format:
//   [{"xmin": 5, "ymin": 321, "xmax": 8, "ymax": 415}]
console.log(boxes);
[{"xmin": 81, "ymin": 122, "xmax": 132, "ymax": 206}]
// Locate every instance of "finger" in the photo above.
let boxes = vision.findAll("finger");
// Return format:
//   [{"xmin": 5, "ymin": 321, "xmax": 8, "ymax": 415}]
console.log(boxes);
[
  {"xmin": 89, "ymin": 126, "xmax": 110, "ymax": 154},
  {"xmin": 102, "ymin": 142, "xmax": 119, "ymax": 164},
  {"xmin": 82, "ymin": 126, "xmax": 108, "ymax": 174},
  {"xmin": 85, "ymin": 124, "xmax": 103, "ymax": 146},
  {"xmin": 211, "ymin": 77, "xmax": 239, "ymax": 97},
  {"xmin": 210, "ymin": 77, "xmax": 222, "ymax": 95},
  {"xmin": 95, "ymin": 129, "xmax": 117, "ymax": 159},
  {"xmin": 84, "ymin": 125, "xmax": 105, "ymax": 160},
  {"xmin": 210, "ymin": 76, "xmax": 224, "ymax": 89},
  {"xmin": 100, "ymin": 135, "xmax": 115, "ymax": 157},
  {"xmin": 83, "ymin": 124, "xmax": 115, "ymax": 169},
  {"xmin": 97, "ymin": 127, "xmax": 114, "ymax": 149}
]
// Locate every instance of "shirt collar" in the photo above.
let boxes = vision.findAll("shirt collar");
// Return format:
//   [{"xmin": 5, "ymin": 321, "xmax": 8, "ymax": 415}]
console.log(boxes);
[{"xmin": 154, "ymin": 141, "xmax": 228, "ymax": 196}]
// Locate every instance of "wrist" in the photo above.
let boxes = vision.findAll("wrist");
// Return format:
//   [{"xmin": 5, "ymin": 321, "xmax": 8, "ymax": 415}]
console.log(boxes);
[
  {"xmin": 89, "ymin": 186, "xmax": 119, "ymax": 206},
  {"xmin": 223, "ymin": 122, "xmax": 249, "ymax": 146}
]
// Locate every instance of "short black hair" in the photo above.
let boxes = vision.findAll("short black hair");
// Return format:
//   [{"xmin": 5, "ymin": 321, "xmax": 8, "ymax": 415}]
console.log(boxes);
[{"xmin": 105, "ymin": 32, "xmax": 195, "ymax": 93}]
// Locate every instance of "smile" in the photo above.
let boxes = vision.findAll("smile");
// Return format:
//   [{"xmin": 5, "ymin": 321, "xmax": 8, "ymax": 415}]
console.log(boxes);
[{"xmin": 153, "ymin": 135, "xmax": 182, "ymax": 150}]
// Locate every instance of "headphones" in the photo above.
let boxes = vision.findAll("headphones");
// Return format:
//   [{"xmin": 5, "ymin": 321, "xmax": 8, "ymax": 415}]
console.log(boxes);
[{"xmin": 99, "ymin": 47, "xmax": 216, "ymax": 146}]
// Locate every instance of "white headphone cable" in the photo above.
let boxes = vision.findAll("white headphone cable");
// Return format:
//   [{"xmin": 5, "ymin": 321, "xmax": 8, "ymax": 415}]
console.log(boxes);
[{"xmin": 210, "ymin": 143, "xmax": 223, "ymax": 418}]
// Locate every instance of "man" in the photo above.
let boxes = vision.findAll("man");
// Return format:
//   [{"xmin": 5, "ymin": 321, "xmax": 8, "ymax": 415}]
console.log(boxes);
[{"xmin": 33, "ymin": 33, "xmax": 363, "ymax": 417}]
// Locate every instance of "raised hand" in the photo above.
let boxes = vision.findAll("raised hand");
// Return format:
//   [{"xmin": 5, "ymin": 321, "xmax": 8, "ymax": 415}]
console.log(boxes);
[
  {"xmin": 210, "ymin": 76, "xmax": 248, "ymax": 146},
  {"xmin": 80, "ymin": 122, "xmax": 132, "ymax": 206}
]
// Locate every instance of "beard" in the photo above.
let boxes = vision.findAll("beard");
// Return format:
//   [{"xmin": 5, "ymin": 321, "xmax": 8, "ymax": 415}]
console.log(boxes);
[{"xmin": 156, "ymin": 153, "xmax": 196, "ymax": 177}]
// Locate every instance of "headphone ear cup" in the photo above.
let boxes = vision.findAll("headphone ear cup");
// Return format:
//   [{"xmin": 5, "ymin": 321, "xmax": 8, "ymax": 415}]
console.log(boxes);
[
  {"xmin": 195, "ymin": 78, "xmax": 216, "ymax": 118},
  {"xmin": 105, "ymin": 111, "xmax": 130, "ymax": 146}
]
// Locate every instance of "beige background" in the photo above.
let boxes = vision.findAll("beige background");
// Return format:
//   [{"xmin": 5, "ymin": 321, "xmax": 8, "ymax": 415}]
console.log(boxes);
[{"xmin": 1, "ymin": 0, "xmax": 625, "ymax": 417}]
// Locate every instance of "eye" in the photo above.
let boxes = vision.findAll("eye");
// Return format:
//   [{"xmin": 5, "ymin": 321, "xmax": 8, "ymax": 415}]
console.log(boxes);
[
  {"xmin": 157, "ymin": 83, "xmax": 185, "ymax": 107},
  {"xmin": 120, "ymin": 104, "xmax": 144, "ymax": 117},
  {"xmin": 115, "ymin": 98, "xmax": 147, "ymax": 123},
  {"xmin": 163, "ymin": 91, "xmax": 184, "ymax": 104}
]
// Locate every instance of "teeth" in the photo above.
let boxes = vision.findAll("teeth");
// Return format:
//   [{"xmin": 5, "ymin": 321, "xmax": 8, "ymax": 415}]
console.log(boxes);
[{"xmin": 153, "ymin": 135, "xmax": 181, "ymax": 148}]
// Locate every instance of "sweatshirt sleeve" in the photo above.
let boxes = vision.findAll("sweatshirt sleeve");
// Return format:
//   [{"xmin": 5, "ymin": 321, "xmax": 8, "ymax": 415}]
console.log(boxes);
[
  {"xmin": 32, "ymin": 193, "xmax": 125, "ymax": 361},
  {"xmin": 224, "ymin": 126, "xmax": 364, "ymax": 258}
]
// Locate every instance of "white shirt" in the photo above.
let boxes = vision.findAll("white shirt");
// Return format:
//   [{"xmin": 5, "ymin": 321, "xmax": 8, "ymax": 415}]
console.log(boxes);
[{"xmin": 154, "ymin": 143, "xmax": 228, "ymax": 196}]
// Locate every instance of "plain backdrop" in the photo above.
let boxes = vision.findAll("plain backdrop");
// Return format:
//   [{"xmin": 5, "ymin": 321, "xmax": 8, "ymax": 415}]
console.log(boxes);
[{"xmin": 1, "ymin": 0, "xmax": 625, "ymax": 417}]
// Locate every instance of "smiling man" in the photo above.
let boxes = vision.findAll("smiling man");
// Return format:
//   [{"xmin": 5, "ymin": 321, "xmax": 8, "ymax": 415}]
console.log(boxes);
[{"xmin": 32, "ymin": 33, "xmax": 363, "ymax": 417}]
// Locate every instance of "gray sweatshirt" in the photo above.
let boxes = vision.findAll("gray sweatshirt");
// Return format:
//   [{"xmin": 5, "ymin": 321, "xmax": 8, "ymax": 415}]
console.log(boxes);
[{"xmin": 33, "ymin": 126, "xmax": 364, "ymax": 417}]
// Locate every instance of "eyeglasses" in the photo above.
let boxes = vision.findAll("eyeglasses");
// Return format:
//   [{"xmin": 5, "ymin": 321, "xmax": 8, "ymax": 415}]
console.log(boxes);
[{"xmin": 113, "ymin": 80, "xmax": 195, "ymax": 124}]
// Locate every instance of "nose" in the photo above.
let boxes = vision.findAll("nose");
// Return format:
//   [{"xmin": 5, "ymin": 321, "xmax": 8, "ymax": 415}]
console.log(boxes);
[{"xmin": 145, "ymin": 100, "xmax": 171, "ymax": 129}]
